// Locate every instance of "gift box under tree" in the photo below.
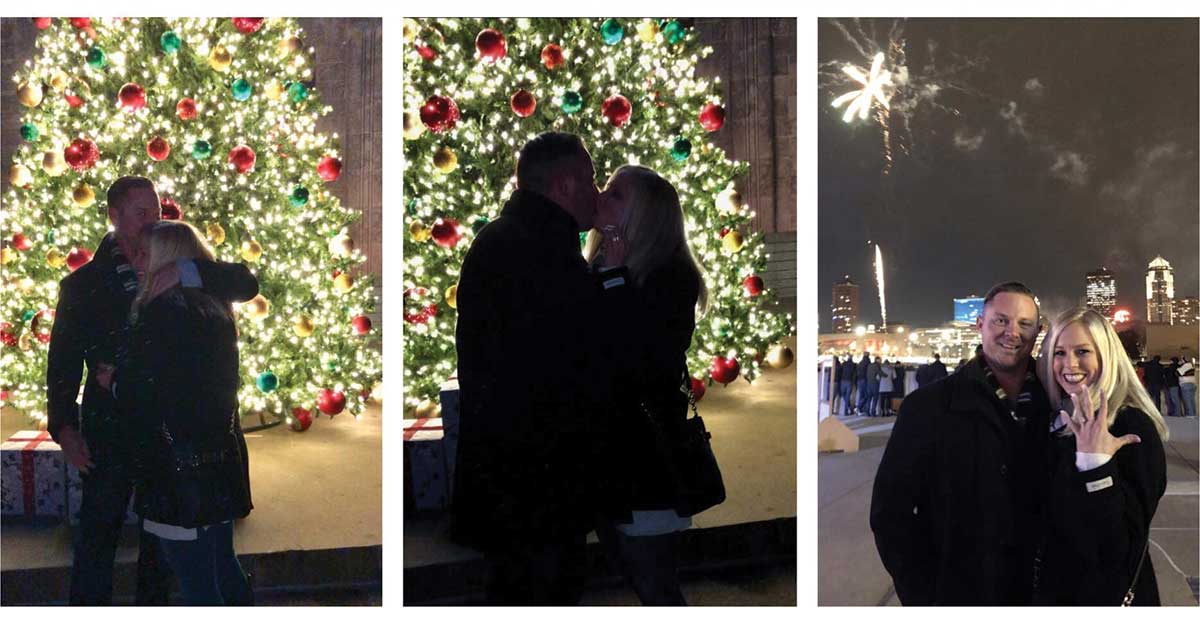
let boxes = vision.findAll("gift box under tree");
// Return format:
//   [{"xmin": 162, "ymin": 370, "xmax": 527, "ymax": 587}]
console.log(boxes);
[
  {"xmin": 1, "ymin": 430, "xmax": 67, "ymax": 521},
  {"xmin": 403, "ymin": 418, "xmax": 448, "ymax": 511}
]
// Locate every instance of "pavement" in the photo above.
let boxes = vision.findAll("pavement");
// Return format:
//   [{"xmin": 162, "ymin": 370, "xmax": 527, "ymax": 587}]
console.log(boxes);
[{"xmin": 817, "ymin": 408, "xmax": 1200, "ymax": 606}]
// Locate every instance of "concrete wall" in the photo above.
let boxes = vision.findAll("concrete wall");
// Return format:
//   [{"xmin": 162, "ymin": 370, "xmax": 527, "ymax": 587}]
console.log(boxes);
[{"xmin": 1145, "ymin": 324, "xmax": 1200, "ymax": 360}]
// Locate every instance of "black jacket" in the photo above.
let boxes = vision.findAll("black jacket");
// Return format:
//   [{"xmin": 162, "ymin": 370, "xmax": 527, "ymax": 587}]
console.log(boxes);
[
  {"xmin": 596, "ymin": 255, "xmax": 699, "ymax": 517},
  {"xmin": 870, "ymin": 358, "xmax": 1051, "ymax": 605},
  {"xmin": 113, "ymin": 286, "xmax": 253, "ymax": 527},
  {"xmin": 1033, "ymin": 407, "xmax": 1166, "ymax": 605},
  {"xmin": 839, "ymin": 358, "xmax": 857, "ymax": 384},
  {"xmin": 46, "ymin": 234, "xmax": 259, "ymax": 456},
  {"xmin": 451, "ymin": 189, "xmax": 628, "ymax": 550}
]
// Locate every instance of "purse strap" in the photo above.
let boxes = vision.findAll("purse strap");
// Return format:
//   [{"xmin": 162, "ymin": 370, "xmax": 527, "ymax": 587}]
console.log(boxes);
[{"xmin": 1122, "ymin": 542, "xmax": 1149, "ymax": 606}]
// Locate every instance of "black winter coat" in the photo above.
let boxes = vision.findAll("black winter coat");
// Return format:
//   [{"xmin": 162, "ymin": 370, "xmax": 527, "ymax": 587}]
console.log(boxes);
[
  {"xmin": 46, "ymin": 234, "xmax": 259, "ymax": 457},
  {"xmin": 870, "ymin": 358, "xmax": 1051, "ymax": 605},
  {"xmin": 839, "ymin": 358, "xmax": 857, "ymax": 384},
  {"xmin": 451, "ymin": 189, "xmax": 629, "ymax": 551},
  {"xmin": 1033, "ymin": 407, "xmax": 1166, "ymax": 605},
  {"xmin": 113, "ymin": 286, "xmax": 253, "ymax": 527}
]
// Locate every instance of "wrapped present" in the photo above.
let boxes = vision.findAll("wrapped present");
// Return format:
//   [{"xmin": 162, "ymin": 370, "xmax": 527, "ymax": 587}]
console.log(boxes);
[
  {"xmin": 1, "ymin": 430, "xmax": 67, "ymax": 521},
  {"xmin": 67, "ymin": 465, "xmax": 138, "ymax": 526},
  {"xmin": 439, "ymin": 376, "xmax": 460, "ymax": 492},
  {"xmin": 403, "ymin": 417, "xmax": 447, "ymax": 511}
]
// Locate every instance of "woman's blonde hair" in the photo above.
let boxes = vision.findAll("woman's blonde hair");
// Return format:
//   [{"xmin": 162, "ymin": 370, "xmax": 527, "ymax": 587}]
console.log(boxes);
[
  {"xmin": 583, "ymin": 165, "xmax": 708, "ymax": 314},
  {"xmin": 129, "ymin": 221, "xmax": 220, "ymax": 320},
  {"xmin": 1038, "ymin": 307, "xmax": 1168, "ymax": 441}
]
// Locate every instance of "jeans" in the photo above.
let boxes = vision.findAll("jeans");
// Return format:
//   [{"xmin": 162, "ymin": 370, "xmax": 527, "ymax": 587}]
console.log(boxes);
[
  {"xmin": 1148, "ymin": 385, "xmax": 1163, "ymax": 412},
  {"xmin": 484, "ymin": 534, "xmax": 587, "ymax": 605},
  {"xmin": 596, "ymin": 519, "xmax": 686, "ymax": 606},
  {"xmin": 1166, "ymin": 387, "xmax": 1182, "ymax": 416},
  {"xmin": 838, "ymin": 381, "xmax": 853, "ymax": 415},
  {"xmin": 157, "ymin": 521, "xmax": 253, "ymax": 605},
  {"xmin": 70, "ymin": 457, "xmax": 171, "ymax": 605},
  {"xmin": 1182, "ymin": 383, "xmax": 1197, "ymax": 416}
]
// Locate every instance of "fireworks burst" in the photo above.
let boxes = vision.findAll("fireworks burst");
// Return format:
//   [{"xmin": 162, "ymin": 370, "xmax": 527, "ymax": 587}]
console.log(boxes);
[{"xmin": 875, "ymin": 244, "xmax": 887, "ymax": 331}]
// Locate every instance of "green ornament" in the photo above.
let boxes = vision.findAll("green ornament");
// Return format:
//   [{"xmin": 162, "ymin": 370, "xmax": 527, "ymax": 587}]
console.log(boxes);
[
  {"xmin": 22, "ymin": 310, "xmax": 36, "ymax": 322},
  {"xmin": 600, "ymin": 19, "xmax": 624, "ymax": 45},
  {"xmin": 560, "ymin": 90, "xmax": 583, "ymax": 114},
  {"xmin": 231, "ymin": 78, "xmax": 253, "ymax": 101},
  {"xmin": 471, "ymin": 216, "xmax": 489, "ymax": 232},
  {"xmin": 160, "ymin": 30, "xmax": 182, "ymax": 54},
  {"xmin": 256, "ymin": 371, "xmax": 279, "ymax": 393},
  {"xmin": 406, "ymin": 198, "xmax": 419, "ymax": 212},
  {"xmin": 718, "ymin": 322, "xmax": 732, "ymax": 338},
  {"xmin": 191, "ymin": 140, "xmax": 213, "ymax": 160},
  {"xmin": 289, "ymin": 186, "xmax": 310, "ymax": 207},
  {"xmin": 326, "ymin": 360, "xmax": 340, "ymax": 373},
  {"xmin": 86, "ymin": 46, "xmax": 107, "ymax": 69},
  {"xmin": 669, "ymin": 137, "xmax": 692, "ymax": 162},
  {"xmin": 20, "ymin": 123, "xmax": 39, "ymax": 142},
  {"xmin": 287, "ymin": 81, "xmax": 309, "ymax": 103},
  {"xmin": 662, "ymin": 20, "xmax": 685, "ymax": 44}
]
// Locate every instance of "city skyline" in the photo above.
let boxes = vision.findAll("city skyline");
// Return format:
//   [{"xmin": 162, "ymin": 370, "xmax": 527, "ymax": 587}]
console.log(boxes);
[{"xmin": 818, "ymin": 19, "xmax": 1198, "ymax": 332}]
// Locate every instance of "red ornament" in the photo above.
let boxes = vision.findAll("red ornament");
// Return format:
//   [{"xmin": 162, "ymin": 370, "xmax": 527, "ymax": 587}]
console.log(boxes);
[
  {"xmin": 403, "ymin": 288, "xmax": 439, "ymax": 325},
  {"xmin": 11, "ymin": 233, "xmax": 32, "ymax": 251},
  {"xmin": 232, "ymin": 18, "xmax": 264, "ymax": 34},
  {"xmin": 742, "ymin": 275, "xmax": 764, "ymax": 297},
  {"xmin": 159, "ymin": 197, "xmax": 182, "ymax": 220},
  {"xmin": 146, "ymin": 136, "xmax": 170, "ymax": 161},
  {"xmin": 66, "ymin": 247, "xmax": 92, "ymax": 272},
  {"xmin": 33, "ymin": 18, "xmax": 52, "ymax": 29},
  {"xmin": 0, "ymin": 389, "xmax": 10, "ymax": 403},
  {"xmin": 699, "ymin": 103, "xmax": 726, "ymax": 132},
  {"xmin": 316, "ymin": 388, "xmax": 346, "ymax": 416},
  {"xmin": 70, "ymin": 18, "xmax": 91, "ymax": 29},
  {"xmin": 419, "ymin": 95, "xmax": 460, "ymax": 134},
  {"xmin": 351, "ymin": 315, "xmax": 372, "ymax": 336},
  {"xmin": 31, "ymin": 309, "xmax": 55, "ymax": 343},
  {"xmin": 176, "ymin": 98, "xmax": 197, "ymax": 120},
  {"xmin": 719, "ymin": 226, "xmax": 730, "ymax": 238},
  {"xmin": 416, "ymin": 43, "xmax": 437, "ymax": 61},
  {"xmin": 690, "ymin": 377, "xmax": 707, "ymax": 402},
  {"xmin": 290, "ymin": 406, "xmax": 314, "ymax": 432},
  {"xmin": 64, "ymin": 138, "xmax": 99, "ymax": 171},
  {"xmin": 540, "ymin": 44, "xmax": 564, "ymax": 70},
  {"xmin": 475, "ymin": 28, "xmax": 507, "ymax": 63},
  {"xmin": 601, "ymin": 94, "xmax": 632, "ymax": 127},
  {"xmin": 0, "ymin": 323, "xmax": 17, "ymax": 348},
  {"xmin": 430, "ymin": 217, "xmax": 463, "ymax": 248},
  {"xmin": 117, "ymin": 82, "xmax": 146, "ymax": 112},
  {"xmin": 510, "ymin": 89, "xmax": 536, "ymax": 118},
  {"xmin": 64, "ymin": 92, "xmax": 84, "ymax": 108},
  {"xmin": 228, "ymin": 145, "xmax": 256, "ymax": 174},
  {"xmin": 317, "ymin": 155, "xmax": 342, "ymax": 182},
  {"xmin": 710, "ymin": 356, "xmax": 741, "ymax": 385}
]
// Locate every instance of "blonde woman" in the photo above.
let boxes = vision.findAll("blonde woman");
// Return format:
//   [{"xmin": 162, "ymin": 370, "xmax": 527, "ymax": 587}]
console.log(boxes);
[
  {"xmin": 584, "ymin": 165, "xmax": 709, "ymax": 605},
  {"xmin": 1035, "ymin": 307, "xmax": 1168, "ymax": 605},
  {"xmin": 102, "ymin": 221, "xmax": 258, "ymax": 605}
]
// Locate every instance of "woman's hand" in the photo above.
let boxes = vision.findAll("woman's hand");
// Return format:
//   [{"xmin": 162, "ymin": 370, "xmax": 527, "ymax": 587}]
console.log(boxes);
[
  {"xmin": 1063, "ymin": 390, "xmax": 1141, "ymax": 456},
  {"xmin": 146, "ymin": 262, "xmax": 181, "ymax": 301},
  {"xmin": 600, "ymin": 228, "xmax": 628, "ymax": 267}
]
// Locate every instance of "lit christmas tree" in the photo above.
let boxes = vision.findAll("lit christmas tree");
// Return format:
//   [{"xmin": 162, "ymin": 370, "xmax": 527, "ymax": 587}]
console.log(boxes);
[
  {"xmin": 401, "ymin": 17, "xmax": 794, "ymax": 413},
  {"xmin": 1, "ymin": 17, "xmax": 381, "ymax": 428}
]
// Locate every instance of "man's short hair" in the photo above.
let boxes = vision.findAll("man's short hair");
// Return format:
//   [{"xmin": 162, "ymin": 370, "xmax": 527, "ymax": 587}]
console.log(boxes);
[
  {"xmin": 933, "ymin": 353, "xmax": 940, "ymax": 360},
  {"xmin": 516, "ymin": 132, "xmax": 588, "ymax": 193},
  {"xmin": 981, "ymin": 281, "xmax": 1040, "ymax": 320},
  {"xmin": 107, "ymin": 176, "xmax": 156, "ymax": 211}
]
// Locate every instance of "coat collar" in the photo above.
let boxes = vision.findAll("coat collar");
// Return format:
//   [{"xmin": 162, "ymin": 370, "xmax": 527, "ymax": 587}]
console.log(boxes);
[{"xmin": 501, "ymin": 189, "xmax": 581, "ymax": 242}]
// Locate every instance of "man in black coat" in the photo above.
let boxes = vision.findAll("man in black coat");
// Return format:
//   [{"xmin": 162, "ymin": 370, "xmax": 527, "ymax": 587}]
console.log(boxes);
[
  {"xmin": 870, "ymin": 282, "xmax": 1052, "ymax": 605},
  {"xmin": 1142, "ymin": 356, "xmax": 1164, "ymax": 413},
  {"xmin": 856, "ymin": 351, "xmax": 872, "ymax": 414},
  {"xmin": 46, "ymin": 177, "xmax": 259, "ymax": 605},
  {"xmin": 452, "ymin": 132, "xmax": 630, "ymax": 605},
  {"xmin": 838, "ymin": 353, "xmax": 857, "ymax": 415}
]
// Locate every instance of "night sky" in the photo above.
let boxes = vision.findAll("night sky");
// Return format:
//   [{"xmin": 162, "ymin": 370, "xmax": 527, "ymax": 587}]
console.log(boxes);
[{"xmin": 818, "ymin": 18, "xmax": 1199, "ymax": 332}]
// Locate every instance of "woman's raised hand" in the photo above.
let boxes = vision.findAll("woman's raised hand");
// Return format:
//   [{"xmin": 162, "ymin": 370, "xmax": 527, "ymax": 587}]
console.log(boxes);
[{"xmin": 1063, "ymin": 389, "xmax": 1141, "ymax": 456}]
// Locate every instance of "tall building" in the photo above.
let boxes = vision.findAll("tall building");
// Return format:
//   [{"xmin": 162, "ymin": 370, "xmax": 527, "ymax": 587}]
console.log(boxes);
[
  {"xmin": 1146, "ymin": 256, "xmax": 1175, "ymax": 324},
  {"xmin": 832, "ymin": 276, "xmax": 859, "ymax": 334},
  {"xmin": 1085, "ymin": 267, "xmax": 1117, "ymax": 317},
  {"xmin": 1174, "ymin": 297, "xmax": 1199, "ymax": 326}
]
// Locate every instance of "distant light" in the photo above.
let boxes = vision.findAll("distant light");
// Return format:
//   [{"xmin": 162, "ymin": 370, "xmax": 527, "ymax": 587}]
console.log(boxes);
[
  {"xmin": 908, "ymin": 332, "xmax": 918, "ymax": 342},
  {"xmin": 1114, "ymin": 309, "xmax": 1132, "ymax": 324},
  {"xmin": 854, "ymin": 326, "xmax": 866, "ymax": 337},
  {"xmin": 895, "ymin": 326, "xmax": 905, "ymax": 334},
  {"xmin": 867, "ymin": 324, "xmax": 876, "ymax": 333}
]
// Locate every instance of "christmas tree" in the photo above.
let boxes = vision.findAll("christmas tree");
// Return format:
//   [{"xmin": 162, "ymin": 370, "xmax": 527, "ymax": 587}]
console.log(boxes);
[
  {"xmin": 401, "ymin": 17, "xmax": 794, "ymax": 414},
  {"xmin": 1, "ymin": 18, "xmax": 381, "ymax": 428}
]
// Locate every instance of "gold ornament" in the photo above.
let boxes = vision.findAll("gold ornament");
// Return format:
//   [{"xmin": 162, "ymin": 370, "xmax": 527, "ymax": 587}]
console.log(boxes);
[
  {"xmin": 716, "ymin": 187, "xmax": 743, "ymax": 213},
  {"xmin": 414, "ymin": 399, "xmax": 439, "ymax": 419},
  {"xmin": 766, "ymin": 345, "xmax": 795, "ymax": 369},
  {"xmin": 240, "ymin": 239, "xmax": 263, "ymax": 262},
  {"xmin": 445, "ymin": 284, "xmax": 458, "ymax": 309},
  {"xmin": 18, "ymin": 82, "xmax": 43, "ymax": 107},
  {"xmin": 432, "ymin": 146, "xmax": 458, "ymax": 173},
  {"xmin": 402, "ymin": 18, "xmax": 419, "ymax": 43},
  {"xmin": 403, "ymin": 111, "xmax": 425, "ymax": 140},
  {"xmin": 292, "ymin": 314, "xmax": 315, "ymax": 337},
  {"xmin": 409, "ymin": 221, "xmax": 431, "ymax": 242},
  {"xmin": 18, "ymin": 331, "xmax": 34, "ymax": 351},
  {"xmin": 722, "ymin": 230, "xmax": 745, "ymax": 253},
  {"xmin": 8, "ymin": 165, "xmax": 33, "ymax": 187},
  {"xmin": 49, "ymin": 70, "xmax": 69, "ymax": 92},
  {"xmin": 18, "ymin": 278, "xmax": 35, "ymax": 293},
  {"xmin": 328, "ymin": 234, "xmax": 355, "ymax": 258},
  {"xmin": 1, "ymin": 249, "xmax": 14, "ymax": 264},
  {"xmin": 333, "ymin": 273, "xmax": 354, "ymax": 294},
  {"xmin": 264, "ymin": 80, "xmax": 285, "ymax": 101},
  {"xmin": 42, "ymin": 151, "xmax": 67, "ymax": 176},
  {"xmin": 243, "ymin": 294, "xmax": 270, "ymax": 319},
  {"xmin": 637, "ymin": 20, "xmax": 659, "ymax": 43},
  {"xmin": 277, "ymin": 35, "xmax": 302, "ymax": 57},
  {"xmin": 206, "ymin": 222, "xmax": 226, "ymax": 245},
  {"xmin": 46, "ymin": 248, "xmax": 66, "ymax": 269},
  {"xmin": 208, "ymin": 46, "xmax": 232, "ymax": 72},
  {"xmin": 72, "ymin": 183, "xmax": 95, "ymax": 208}
]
